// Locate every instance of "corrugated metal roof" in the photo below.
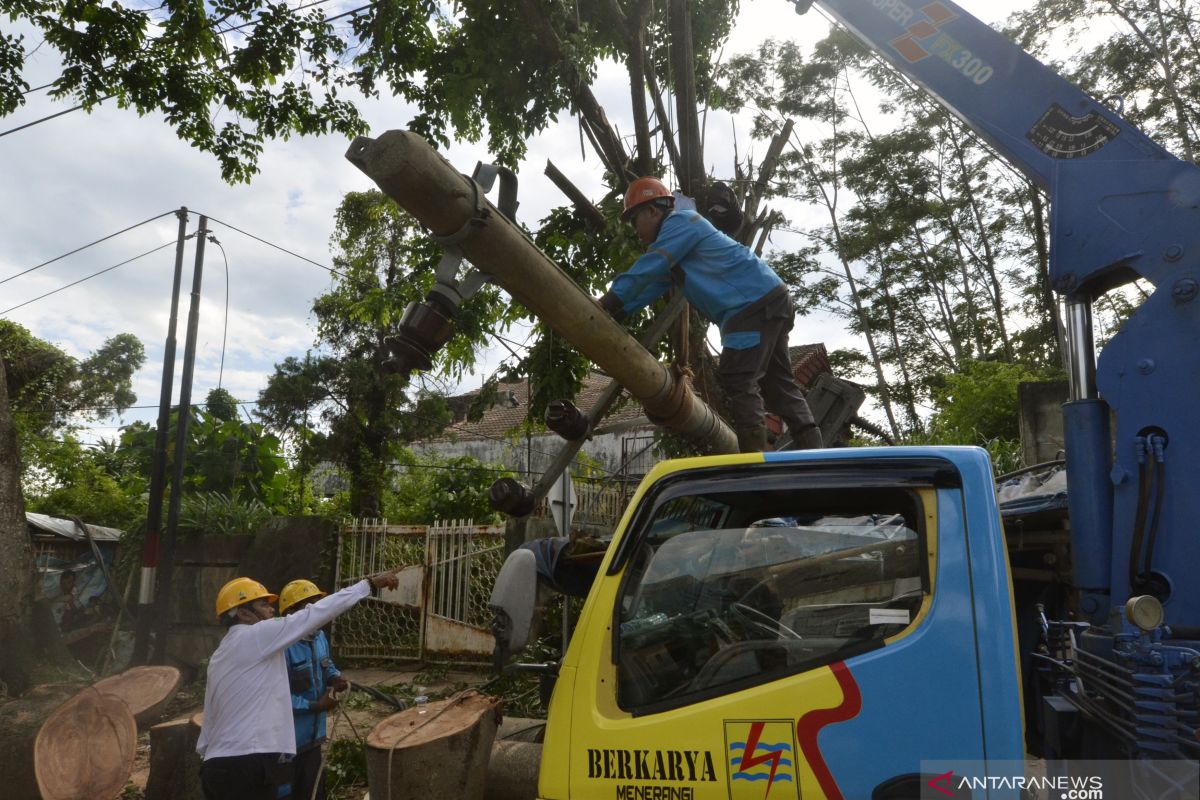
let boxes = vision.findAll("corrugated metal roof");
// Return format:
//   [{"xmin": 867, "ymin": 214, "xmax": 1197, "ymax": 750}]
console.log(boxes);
[{"xmin": 27, "ymin": 512, "xmax": 124, "ymax": 542}]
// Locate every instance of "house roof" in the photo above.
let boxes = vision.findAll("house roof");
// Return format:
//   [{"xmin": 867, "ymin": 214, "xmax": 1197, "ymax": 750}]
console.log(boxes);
[
  {"xmin": 27, "ymin": 512, "xmax": 123, "ymax": 542},
  {"xmin": 433, "ymin": 343, "xmax": 832, "ymax": 444},
  {"xmin": 431, "ymin": 372, "xmax": 647, "ymax": 443},
  {"xmin": 789, "ymin": 343, "xmax": 830, "ymax": 391}
]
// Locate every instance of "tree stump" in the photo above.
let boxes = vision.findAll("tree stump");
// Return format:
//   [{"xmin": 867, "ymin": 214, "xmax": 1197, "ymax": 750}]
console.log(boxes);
[
  {"xmin": 365, "ymin": 692, "xmax": 503, "ymax": 800},
  {"xmin": 93, "ymin": 665, "xmax": 182, "ymax": 727},
  {"xmin": 34, "ymin": 688, "xmax": 137, "ymax": 800},
  {"xmin": 145, "ymin": 715, "xmax": 204, "ymax": 800},
  {"xmin": 0, "ymin": 685, "xmax": 76, "ymax": 800}
]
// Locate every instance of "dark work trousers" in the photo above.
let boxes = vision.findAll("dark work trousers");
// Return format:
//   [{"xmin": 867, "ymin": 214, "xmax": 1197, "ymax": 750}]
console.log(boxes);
[
  {"xmin": 280, "ymin": 743, "xmax": 327, "ymax": 800},
  {"xmin": 717, "ymin": 286, "xmax": 816, "ymax": 433},
  {"xmin": 200, "ymin": 753, "xmax": 290, "ymax": 800}
]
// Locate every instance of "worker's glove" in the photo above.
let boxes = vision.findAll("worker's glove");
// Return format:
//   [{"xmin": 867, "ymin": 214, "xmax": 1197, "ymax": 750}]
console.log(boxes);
[
  {"xmin": 330, "ymin": 675, "xmax": 350, "ymax": 692},
  {"xmin": 312, "ymin": 689, "xmax": 340, "ymax": 712},
  {"xmin": 597, "ymin": 291, "xmax": 628, "ymax": 322}
]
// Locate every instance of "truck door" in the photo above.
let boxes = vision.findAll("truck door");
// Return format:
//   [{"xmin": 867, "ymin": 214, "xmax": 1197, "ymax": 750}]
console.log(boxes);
[{"xmin": 551, "ymin": 449, "xmax": 1022, "ymax": 800}]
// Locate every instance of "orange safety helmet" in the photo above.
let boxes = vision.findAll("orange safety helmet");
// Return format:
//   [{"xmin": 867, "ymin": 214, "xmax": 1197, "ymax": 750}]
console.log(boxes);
[
  {"xmin": 215, "ymin": 577, "xmax": 277, "ymax": 619},
  {"xmin": 278, "ymin": 579, "xmax": 327, "ymax": 614},
  {"xmin": 622, "ymin": 176, "xmax": 673, "ymax": 221}
]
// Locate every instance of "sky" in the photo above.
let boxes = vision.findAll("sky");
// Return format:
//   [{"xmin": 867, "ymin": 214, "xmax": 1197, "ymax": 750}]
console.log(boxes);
[{"xmin": 0, "ymin": 0, "xmax": 1033, "ymax": 444}]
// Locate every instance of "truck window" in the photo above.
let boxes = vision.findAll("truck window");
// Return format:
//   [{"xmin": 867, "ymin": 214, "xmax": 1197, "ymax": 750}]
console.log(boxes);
[{"xmin": 616, "ymin": 484, "xmax": 929, "ymax": 712}]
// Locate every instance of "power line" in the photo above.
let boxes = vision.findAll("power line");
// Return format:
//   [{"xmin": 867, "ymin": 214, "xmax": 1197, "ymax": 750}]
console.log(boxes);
[
  {"xmin": 203, "ymin": 214, "xmax": 344, "ymax": 279},
  {"xmin": 0, "ymin": 240, "xmax": 178, "ymax": 316},
  {"xmin": 207, "ymin": 236, "xmax": 232, "ymax": 389},
  {"xmin": 0, "ymin": 209, "xmax": 177, "ymax": 287},
  {"xmin": 0, "ymin": 95, "xmax": 114, "ymax": 139}
]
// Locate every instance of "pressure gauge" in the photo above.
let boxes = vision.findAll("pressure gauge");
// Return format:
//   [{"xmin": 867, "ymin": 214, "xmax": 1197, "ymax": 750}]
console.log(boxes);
[{"xmin": 1125, "ymin": 595, "xmax": 1165, "ymax": 632}]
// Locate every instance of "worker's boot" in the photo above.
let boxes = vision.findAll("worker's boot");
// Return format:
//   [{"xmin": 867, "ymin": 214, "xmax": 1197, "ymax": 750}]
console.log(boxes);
[
  {"xmin": 787, "ymin": 424, "xmax": 823, "ymax": 450},
  {"xmin": 736, "ymin": 425, "xmax": 769, "ymax": 453}
]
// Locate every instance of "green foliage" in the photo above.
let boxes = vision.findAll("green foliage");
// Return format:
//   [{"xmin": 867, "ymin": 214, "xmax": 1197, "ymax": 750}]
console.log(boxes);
[
  {"xmin": 178, "ymin": 491, "xmax": 271, "ymax": 537},
  {"xmin": 23, "ymin": 434, "xmax": 147, "ymax": 531},
  {"xmin": 205, "ymin": 387, "xmax": 239, "ymax": 421},
  {"xmin": 385, "ymin": 451, "xmax": 510, "ymax": 524},
  {"xmin": 928, "ymin": 359, "xmax": 1047, "ymax": 445},
  {"xmin": 0, "ymin": 321, "xmax": 144, "ymax": 435},
  {"xmin": 121, "ymin": 406, "xmax": 287, "ymax": 509},
  {"xmin": 3, "ymin": 323, "xmax": 147, "ymax": 526},
  {"xmin": 258, "ymin": 191, "xmax": 514, "ymax": 517},
  {"xmin": 1, "ymin": 1, "xmax": 739, "ymax": 181},
  {"xmin": 323, "ymin": 738, "xmax": 368, "ymax": 797}
]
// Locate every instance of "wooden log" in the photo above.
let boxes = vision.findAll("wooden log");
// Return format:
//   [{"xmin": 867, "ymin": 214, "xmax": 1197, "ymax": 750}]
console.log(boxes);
[
  {"xmin": 93, "ymin": 665, "xmax": 182, "ymax": 727},
  {"xmin": 365, "ymin": 692, "xmax": 503, "ymax": 800},
  {"xmin": 0, "ymin": 685, "xmax": 76, "ymax": 800},
  {"xmin": 34, "ymin": 688, "xmax": 137, "ymax": 800},
  {"xmin": 145, "ymin": 716, "xmax": 204, "ymax": 800},
  {"xmin": 486, "ymin": 739, "xmax": 543, "ymax": 800}
]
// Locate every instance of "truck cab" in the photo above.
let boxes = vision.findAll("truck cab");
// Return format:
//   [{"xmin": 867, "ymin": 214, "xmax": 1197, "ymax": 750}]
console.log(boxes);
[{"xmin": 499, "ymin": 446, "xmax": 1024, "ymax": 799}]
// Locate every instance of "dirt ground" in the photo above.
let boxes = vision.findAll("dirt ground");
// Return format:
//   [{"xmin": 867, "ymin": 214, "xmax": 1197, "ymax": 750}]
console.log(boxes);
[{"xmin": 124, "ymin": 665, "xmax": 502, "ymax": 799}]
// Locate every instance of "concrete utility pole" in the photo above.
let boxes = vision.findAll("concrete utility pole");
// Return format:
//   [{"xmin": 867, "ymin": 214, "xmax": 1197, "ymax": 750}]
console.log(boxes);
[
  {"xmin": 346, "ymin": 131, "xmax": 737, "ymax": 455},
  {"xmin": 133, "ymin": 207, "xmax": 189, "ymax": 665}
]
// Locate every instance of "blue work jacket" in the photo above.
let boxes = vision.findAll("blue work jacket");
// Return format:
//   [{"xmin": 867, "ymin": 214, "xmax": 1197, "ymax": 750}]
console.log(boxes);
[
  {"xmin": 285, "ymin": 629, "xmax": 341, "ymax": 750},
  {"xmin": 608, "ymin": 209, "xmax": 784, "ymax": 349}
]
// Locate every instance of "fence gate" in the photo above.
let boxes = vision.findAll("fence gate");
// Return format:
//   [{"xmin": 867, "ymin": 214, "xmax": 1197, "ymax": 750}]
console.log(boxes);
[{"xmin": 331, "ymin": 518, "xmax": 505, "ymax": 664}]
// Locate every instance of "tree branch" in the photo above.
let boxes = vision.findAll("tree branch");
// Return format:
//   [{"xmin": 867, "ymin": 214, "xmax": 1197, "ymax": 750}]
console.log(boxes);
[{"xmin": 545, "ymin": 160, "xmax": 608, "ymax": 230}]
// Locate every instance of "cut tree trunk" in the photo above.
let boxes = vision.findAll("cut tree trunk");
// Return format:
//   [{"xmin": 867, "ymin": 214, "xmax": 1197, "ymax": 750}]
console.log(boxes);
[
  {"xmin": 93, "ymin": 665, "xmax": 182, "ymax": 727},
  {"xmin": 145, "ymin": 715, "xmax": 204, "ymax": 800},
  {"xmin": 365, "ymin": 692, "xmax": 503, "ymax": 800},
  {"xmin": 0, "ymin": 685, "xmax": 76, "ymax": 800},
  {"xmin": 34, "ymin": 688, "xmax": 137, "ymax": 800}
]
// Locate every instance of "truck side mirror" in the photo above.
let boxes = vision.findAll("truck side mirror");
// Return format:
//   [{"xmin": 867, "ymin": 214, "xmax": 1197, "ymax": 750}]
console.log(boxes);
[{"xmin": 489, "ymin": 549, "xmax": 537, "ymax": 670}]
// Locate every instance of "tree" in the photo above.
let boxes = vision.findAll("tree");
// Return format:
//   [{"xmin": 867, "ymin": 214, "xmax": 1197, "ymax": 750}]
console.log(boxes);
[
  {"xmin": 928, "ymin": 359, "xmax": 1048, "ymax": 445},
  {"xmin": 1010, "ymin": 0, "xmax": 1199, "ymax": 163},
  {"xmin": 0, "ymin": 321, "xmax": 144, "ymax": 441},
  {"xmin": 1, "ymin": 0, "xmax": 670, "ymax": 182},
  {"xmin": 713, "ymin": 28, "xmax": 1066, "ymax": 439},
  {"xmin": 257, "ymin": 190, "xmax": 516, "ymax": 517},
  {"xmin": 0, "ymin": 347, "xmax": 37, "ymax": 694}
]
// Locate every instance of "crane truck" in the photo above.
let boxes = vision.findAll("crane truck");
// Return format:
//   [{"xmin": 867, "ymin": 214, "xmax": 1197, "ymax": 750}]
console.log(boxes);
[{"xmin": 347, "ymin": 0, "xmax": 1200, "ymax": 797}]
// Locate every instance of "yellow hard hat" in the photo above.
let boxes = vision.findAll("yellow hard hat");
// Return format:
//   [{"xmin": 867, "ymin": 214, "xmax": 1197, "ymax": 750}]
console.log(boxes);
[
  {"xmin": 215, "ymin": 577, "xmax": 277, "ymax": 619},
  {"xmin": 278, "ymin": 579, "xmax": 327, "ymax": 614}
]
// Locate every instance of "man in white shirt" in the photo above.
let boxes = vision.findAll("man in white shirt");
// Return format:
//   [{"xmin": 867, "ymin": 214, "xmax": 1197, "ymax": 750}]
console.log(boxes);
[{"xmin": 196, "ymin": 571, "xmax": 399, "ymax": 799}]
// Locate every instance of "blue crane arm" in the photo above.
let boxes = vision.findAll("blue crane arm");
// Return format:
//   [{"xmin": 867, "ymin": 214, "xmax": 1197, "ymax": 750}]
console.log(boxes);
[
  {"xmin": 800, "ymin": 0, "xmax": 1200, "ymax": 296},
  {"xmin": 798, "ymin": 0, "xmax": 1200, "ymax": 630}
]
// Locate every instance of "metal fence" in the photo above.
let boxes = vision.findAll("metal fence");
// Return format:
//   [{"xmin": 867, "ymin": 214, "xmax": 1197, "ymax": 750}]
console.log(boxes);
[{"xmin": 331, "ymin": 518, "xmax": 505, "ymax": 664}]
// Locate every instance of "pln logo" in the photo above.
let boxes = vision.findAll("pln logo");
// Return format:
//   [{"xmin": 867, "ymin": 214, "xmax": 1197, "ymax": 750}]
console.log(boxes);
[
  {"xmin": 890, "ymin": 2, "xmax": 958, "ymax": 62},
  {"xmin": 724, "ymin": 720, "xmax": 799, "ymax": 799}
]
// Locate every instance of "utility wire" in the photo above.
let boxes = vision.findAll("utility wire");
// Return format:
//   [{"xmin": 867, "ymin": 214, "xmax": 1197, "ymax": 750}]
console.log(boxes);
[
  {"xmin": 0, "ymin": 240, "xmax": 178, "ymax": 316},
  {"xmin": 0, "ymin": 95, "xmax": 114, "ymax": 139},
  {"xmin": 0, "ymin": 209, "xmax": 177, "ymax": 287},
  {"xmin": 203, "ymin": 214, "xmax": 344, "ymax": 279},
  {"xmin": 207, "ymin": 236, "xmax": 231, "ymax": 389}
]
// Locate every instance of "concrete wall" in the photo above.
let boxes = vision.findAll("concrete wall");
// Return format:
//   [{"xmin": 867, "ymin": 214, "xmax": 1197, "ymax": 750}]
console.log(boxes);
[
  {"xmin": 163, "ymin": 518, "xmax": 339, "ymax": 669},
  {"xmin": 1018, "ymin": 380, "xmax": 1069, "ymax": 466}
]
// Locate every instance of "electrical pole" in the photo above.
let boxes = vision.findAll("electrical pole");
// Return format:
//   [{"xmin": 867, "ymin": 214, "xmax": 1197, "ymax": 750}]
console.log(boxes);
[
  {"xmin": 132, "ymin": 207, "xmax": 188, "ymax": 664},
  {"xmin": 150, "ymin": 216, "xmax": 208, "ymax": 663}
]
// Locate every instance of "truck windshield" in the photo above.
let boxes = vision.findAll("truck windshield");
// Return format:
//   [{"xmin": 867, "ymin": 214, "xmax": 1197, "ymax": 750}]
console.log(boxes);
[{"xmin": 616, "ymin": 483, "xmax": 928, "ymax": 711}]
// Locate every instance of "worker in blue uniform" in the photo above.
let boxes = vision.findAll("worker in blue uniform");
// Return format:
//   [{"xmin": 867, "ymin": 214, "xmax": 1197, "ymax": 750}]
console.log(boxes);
[
  {"xmin": 276, "ymin": 579, "xmax": 346, "ymax": 800},
  {"xmin": 598, "ymin": 176, "xmax": 823, "ymax": 453}
]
